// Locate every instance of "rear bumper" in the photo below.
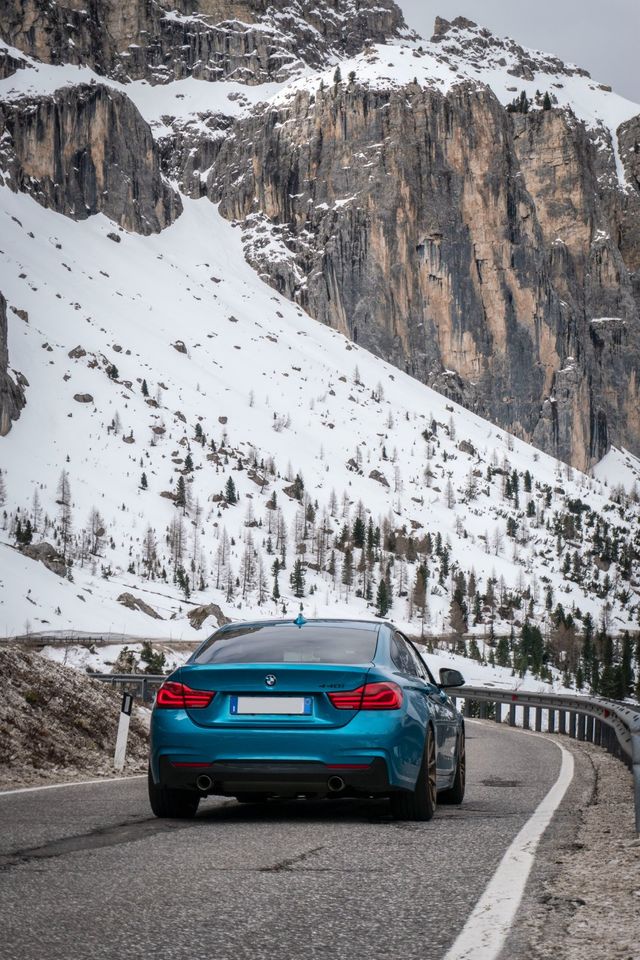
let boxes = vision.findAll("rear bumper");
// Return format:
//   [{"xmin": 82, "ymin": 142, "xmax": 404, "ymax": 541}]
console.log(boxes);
[{"xmin": 158, "ymin": 755, "xmax": 393, "ymax": 797}]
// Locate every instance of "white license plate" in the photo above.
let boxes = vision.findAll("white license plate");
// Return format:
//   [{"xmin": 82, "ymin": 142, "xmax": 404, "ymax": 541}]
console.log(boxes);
[{"xmin": 230, "ymin": 696, "xmax": 312, "ymax": 716}]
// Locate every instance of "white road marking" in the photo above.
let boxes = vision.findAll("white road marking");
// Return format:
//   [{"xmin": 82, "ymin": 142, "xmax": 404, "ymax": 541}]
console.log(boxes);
[
  {"xmin": 0, "ymin": 774, "xmax": 146, "ymax": 798},
  {"xmin": 442, "ymin": 734, "xmax": 574, "ymax": 960}
]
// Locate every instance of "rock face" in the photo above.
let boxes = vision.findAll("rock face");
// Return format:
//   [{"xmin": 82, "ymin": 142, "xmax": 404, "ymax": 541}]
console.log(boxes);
[
  {"xmin": 1, "ymin": 5, "xmax": 640, "ymax": 468},
  {"xmin": 3, "ymin": 0, "xmax": 407, "ymax": 84},
  {"xmin": 209, "ymin": 80, "xmax": 640, "ymax": 468},
  {"xmin": 0, "ymin": 293, "xmax": 26, "ymax": 437},
  {"xmin": 0, "ymin": 84, "xmax": 181, "ymax": 233}
]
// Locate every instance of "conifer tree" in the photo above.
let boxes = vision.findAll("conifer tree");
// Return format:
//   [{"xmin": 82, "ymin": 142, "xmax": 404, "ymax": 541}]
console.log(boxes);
[
  {"xmin": 290, "ymin": 558, "xmax": 305, "ymax": 598},
  {"xmin": 224, "ymin": 476, "xmax": 237, "ymax": 504},
  {"xmin": 376, "ymin": 578, "xmax": 389, "ymax": 618}
]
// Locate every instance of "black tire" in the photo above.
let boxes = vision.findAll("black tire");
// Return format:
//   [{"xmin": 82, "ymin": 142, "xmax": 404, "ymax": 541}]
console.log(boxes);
[
  {"xmin": 391, "ymin": 724, "xmax": 437, "ymax": 822},
  {"xmin": 439, "ymin": 729, "xmax": 466, "ymax": 805},
  {"xmin": 234, "ymin": 793, "xmax": 268, "ymax": 804},
  {"xmin": 148, "ymin": 765, "xmax": 200, "ymax": 819}
]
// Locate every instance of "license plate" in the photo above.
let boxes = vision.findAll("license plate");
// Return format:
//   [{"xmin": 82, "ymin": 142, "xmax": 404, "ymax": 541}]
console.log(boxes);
[{"xmin": 230, "ymin": 696, "xmax": 312, "ymax": 716}]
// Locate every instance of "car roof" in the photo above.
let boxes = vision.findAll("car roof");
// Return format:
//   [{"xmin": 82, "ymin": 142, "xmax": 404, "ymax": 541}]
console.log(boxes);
[{"xmin": 215, "ymin": 618, "xmax": 384, "ymax": 633}]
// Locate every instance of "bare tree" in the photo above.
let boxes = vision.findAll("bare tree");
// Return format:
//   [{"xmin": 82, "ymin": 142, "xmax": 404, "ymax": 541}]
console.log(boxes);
[
  {"xmin": 88, "ymin": 507, "xmax": 106, "ymax": 555},
  {"xmin": 57, "ymin": 470, "xmax": 73, "ymax": 560},
  {"xmin": 141, "ymin": 525, "xmax": 156, "ymax": 577}
]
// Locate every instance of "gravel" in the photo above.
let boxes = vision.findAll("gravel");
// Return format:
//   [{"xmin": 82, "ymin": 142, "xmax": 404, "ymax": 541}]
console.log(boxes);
[
  {"xmin": 505, "ymin": 739, "xmax": 640, "ymax": 960},
  {"xmin": 0, "ymin": 645, "xmax": 149, "ymax": 788}
]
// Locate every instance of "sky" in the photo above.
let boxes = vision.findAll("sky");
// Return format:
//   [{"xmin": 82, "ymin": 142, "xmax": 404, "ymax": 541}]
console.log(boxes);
[{"xmin": 398, "ymin": 0, "xmax": 640, "ymax": 105}]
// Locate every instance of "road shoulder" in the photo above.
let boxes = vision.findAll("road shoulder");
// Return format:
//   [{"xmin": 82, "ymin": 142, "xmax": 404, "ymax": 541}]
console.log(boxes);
[{"xmin": 501, "ymin": 738, "xmax": 640, "ymax": 960}]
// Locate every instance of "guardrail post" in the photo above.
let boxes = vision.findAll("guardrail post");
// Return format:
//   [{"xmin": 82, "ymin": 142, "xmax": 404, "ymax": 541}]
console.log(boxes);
[
  {"xmin": 141, "ymin": 677, "xmax": 149, "ymax": 703},
  {"xmin": 577, "ymin": 713, "xmax": 586, "ymax": 741},
  {"xmin": 523, "ymin": 706, "xmax": 530, "ymax": 730},
  {"xmin": 535, "ymin": 707, "xmax": 542, "ymax": 732},
  {"xmin": 495, "ymin": 702, "xmax": 502, "ymax": 724},
  {"xmin": 594, "ymin": 719, "xmax": 602, "ymax": 746},
  {"xmin": 559, "ymin": 710, "xmax": 566, "ymax": 735},
  {"xmin": 509, "ymin": 703, "xmax": 516, "ymax": 727},
  {"xmin": 586, "ymin": 716, "xmax": 594, "ymax": 742},
  {"xmin": 569, "ymin": 712, "xmax": 576, "ymax": 738},
  {"xmin": 632, "ymin": 734, "xmax": 640, "ymax": 835},
  {"xmin": 548, "ymin": 709, "xmax": 555, "ymax": 733},
  {"xmin": 479, "ymin": 701, "xmax": 487, "ymax": 720},
  {"xmin": 464, "ymin": 698, "xmax": 472, "ymax": 718}
]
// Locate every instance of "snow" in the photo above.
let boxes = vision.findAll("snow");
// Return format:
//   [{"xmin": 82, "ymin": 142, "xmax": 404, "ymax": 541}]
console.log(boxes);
[
  {"xmin": 1, "ymin": 184, "xmax": 638, "ymax": 664},
  {"xmin": 0, "ymin": 44, "xmax": 290, "ymax": 136},
  {"xmin": 592, "ymin": 447, "xmax": 640, "ymax": 494}
]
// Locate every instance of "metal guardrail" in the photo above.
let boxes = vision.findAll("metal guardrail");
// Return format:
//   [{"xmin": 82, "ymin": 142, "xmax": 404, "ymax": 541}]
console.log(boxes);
[
  {"xmin": 91, "ymin": 673, "xmax": 640, "ymax": 833},
  {"xmin": 453, "ymin": 686, "xmax": 640, "ymax": 834},
  {"xmin": 91, "ymin": 673, "xmax": 166, "ymax": 703}
]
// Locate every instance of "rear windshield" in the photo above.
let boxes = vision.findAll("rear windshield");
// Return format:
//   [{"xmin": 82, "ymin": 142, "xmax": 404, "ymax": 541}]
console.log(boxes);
[{"xmin": 192, "ymin": 623, "xmax": 379, "ymax": 665}]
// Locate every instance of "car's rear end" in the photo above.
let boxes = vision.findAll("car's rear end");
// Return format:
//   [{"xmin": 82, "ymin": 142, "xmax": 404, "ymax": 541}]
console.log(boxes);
[{"xmin": 149, "ymin": 620, "xmax": 410, "ymax": 801}]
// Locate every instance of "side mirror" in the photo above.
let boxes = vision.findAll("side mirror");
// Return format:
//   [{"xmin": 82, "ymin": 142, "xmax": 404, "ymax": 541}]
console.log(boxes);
[{"xmin": 439, "ymin": 668, "xmax": 465, "ymax": 688}]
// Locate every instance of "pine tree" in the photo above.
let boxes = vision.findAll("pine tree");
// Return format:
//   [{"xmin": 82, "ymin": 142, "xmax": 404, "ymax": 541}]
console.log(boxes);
[
  {"xmin": 333, "ymin": 65, "xmax": 342, "ymax": 86},
  {"xmin": 468, "ymin": 638, "xmax": 482, "ymax": 663},
  {"xmin": 184, "ymin": 453, "xmax": 193, "ymax": 473},
  {"xmin": 108, "ymin": 363, "xmax": 119, "ymax": 380},
  {"xmin": 353, "ymin": 515, "xmax": 365, "ymax": 549},
  {"xmin": 292, "ymin": 474, "xmax": 304, "ymax": 501},
  {"xmin": 543, "ymin": 91, "xmax": 552, "ymax": 110},
  {"xmin": 290, "ymin": 558, "xmax": 305, "ymax": 598},
  {"xmin": 140, "ymin": 472, "xmax": 148, "ymax": 490},
  {"xmin": 342, "ymin": 547, "xmax": 354, "ymax": 593},
  {"xmin": 272, "ymin": 557, "xmax": 281, "ymax": 600},
  {"xmin": 141, "ymin": 379, "xmax": 149, "ymax": 397},
  {"xmin": 224, "ymin": 476, "xmax": 237, "ymax": 504},
  {"xmin": 175, "ymin": 475, "xmax": 188, "ymax": 513},
  {"xmin": 376, "ymin": 579, "xmax": 389, "ymax": 618},
  {"xmin": 621, "ymin": 632, "xmax": 634, "ymax": 695},
  {"xmin": 496, "ymin": 635, "xmax": 511, "ymax": 668}
]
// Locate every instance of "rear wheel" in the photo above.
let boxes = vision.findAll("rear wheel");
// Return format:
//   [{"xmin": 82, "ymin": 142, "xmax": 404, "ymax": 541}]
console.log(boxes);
[
  {"xmin": 439, "ymin": 729, "xmax": 466, "ymax": 805},
  {"xmin": 391, "ymin": 725, "xmax": 437, "ymax": 822},
  {"xmin": 148, "ymin": 765, "xmax": 200, "ymax": 819}
]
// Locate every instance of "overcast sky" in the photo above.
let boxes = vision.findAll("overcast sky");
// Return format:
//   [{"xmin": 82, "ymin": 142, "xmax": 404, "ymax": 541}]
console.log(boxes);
[{"xmin": 398, "ymin": 0, "xmax": 640, "ymax": 104}]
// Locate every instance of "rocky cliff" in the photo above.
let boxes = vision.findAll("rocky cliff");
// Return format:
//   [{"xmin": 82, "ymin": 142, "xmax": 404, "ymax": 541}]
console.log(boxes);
[
  {"xmin": 201, "ymin": 22, "xmax": 640, "ymax": 469},
  {"xmin": 1, "ymin": 7, "xmax": 639, "ymax": 468},
  {"xmin": 3, "ymin": 0, "xmax": 407, "ymax": 84},
  {"xmin": 0, "ymin": 293, "xmax": 25, "ymax": 436},
  {"xmin": 0, "ymin": 84, "xmax": 181, "ymax": 233}
]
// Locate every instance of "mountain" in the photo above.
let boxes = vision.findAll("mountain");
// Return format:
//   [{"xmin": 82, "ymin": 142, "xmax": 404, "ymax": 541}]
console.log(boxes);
[
  {"xmin": 3, "ymin": 7, "xmax": 639, "ymax": 469},
  {"xmin": 0, "ymin": 4, "xmax": 639, "ymax": 696}
]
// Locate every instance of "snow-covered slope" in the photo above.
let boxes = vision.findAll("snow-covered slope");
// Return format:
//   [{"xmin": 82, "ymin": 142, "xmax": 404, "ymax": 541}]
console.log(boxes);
[{"xmin": 1, "ymin": 184, "xmax": 639, "ymax": 646}]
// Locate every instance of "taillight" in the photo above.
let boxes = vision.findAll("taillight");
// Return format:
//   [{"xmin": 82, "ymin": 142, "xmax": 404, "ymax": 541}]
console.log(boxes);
[
  {"xmin": 328, "ymin": 682, "xmax": 402, "ymax": 710},
  {"xmin": 155, "ymin": 681, "xmax": 215, "ymax": 709}
]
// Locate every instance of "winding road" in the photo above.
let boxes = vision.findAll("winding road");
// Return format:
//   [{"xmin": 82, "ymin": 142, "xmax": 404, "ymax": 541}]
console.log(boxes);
[{"xmin": 0, "ymin": 722, "xmax": 589, "ymax": 960}]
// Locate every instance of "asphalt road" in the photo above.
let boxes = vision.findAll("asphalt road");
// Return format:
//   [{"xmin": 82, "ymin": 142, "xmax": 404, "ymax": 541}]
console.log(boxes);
[{"xmin": 0, "ymin": 722, "xmax": 579, "ymax": 960}]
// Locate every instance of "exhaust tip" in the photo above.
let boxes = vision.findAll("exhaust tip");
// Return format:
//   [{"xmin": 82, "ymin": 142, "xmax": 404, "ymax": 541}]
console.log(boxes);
[
  {"xmin": 196, "ymin": 774, "xmax": 212, "ymax": 792},
  {"xmin": 327, "ymin": 776, "xmax": 345, "ymax": 793}
]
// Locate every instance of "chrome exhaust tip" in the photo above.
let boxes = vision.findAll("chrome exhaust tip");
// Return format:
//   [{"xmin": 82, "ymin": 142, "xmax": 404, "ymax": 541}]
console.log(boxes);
[
  {"xmin": 327, "ymin": 776, "xmax": 345, "ymax": 793},
  {"xmin": 196, "ymin": 774, "xmax": 212, "ymax": 792}
]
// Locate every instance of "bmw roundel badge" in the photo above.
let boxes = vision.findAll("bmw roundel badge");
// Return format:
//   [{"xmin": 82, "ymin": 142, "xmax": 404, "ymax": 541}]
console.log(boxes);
[{"xmin": 264, "ymin": 674, "xmax": 277, "ymax": 687}]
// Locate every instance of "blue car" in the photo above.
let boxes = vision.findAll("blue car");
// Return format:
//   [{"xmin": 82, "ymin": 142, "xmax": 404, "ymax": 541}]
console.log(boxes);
[{"xmin": 148, "ymin": 618, "xmax": 466, "ymax": 821}]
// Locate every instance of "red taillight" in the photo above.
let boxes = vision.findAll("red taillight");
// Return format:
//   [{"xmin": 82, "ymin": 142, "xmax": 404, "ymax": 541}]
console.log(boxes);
[
  {"xmin": 155, "ymin": 681, "xmax": 215, "ymax": 709},
  {"xmin": 328, "ymin": 682, "xmax": 402, "ymax": 711}
]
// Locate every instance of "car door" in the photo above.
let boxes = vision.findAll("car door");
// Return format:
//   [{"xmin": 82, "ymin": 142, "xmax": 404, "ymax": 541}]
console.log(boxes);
[{"xmin": 398, "ymin": 633, "xmax": 457, "ymax": 783}]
